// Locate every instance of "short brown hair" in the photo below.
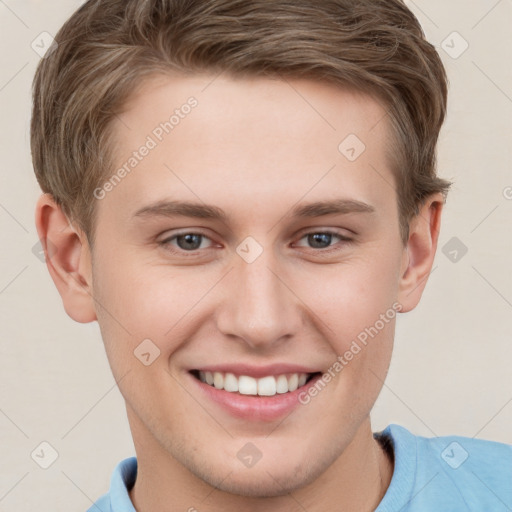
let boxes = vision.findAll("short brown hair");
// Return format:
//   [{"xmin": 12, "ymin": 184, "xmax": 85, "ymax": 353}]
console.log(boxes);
[{"xmin": 31, "ymin": 0, "xmax": 452, "ymax": 248}]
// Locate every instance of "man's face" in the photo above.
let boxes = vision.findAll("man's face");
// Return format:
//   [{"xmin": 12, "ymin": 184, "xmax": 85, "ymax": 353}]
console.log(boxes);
[{"xmin": 90, "ymin": 74, "xmax": 407, "ymax": 495}]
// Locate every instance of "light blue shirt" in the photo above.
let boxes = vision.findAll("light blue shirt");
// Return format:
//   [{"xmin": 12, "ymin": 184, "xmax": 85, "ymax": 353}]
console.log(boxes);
[{"xmin": 87, "ymin": 423, "xmax": 512, "ymax": 511}]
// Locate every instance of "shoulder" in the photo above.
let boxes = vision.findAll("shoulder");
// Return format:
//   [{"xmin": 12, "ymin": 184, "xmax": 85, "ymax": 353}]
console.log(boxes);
[
  {"xmin": 415, "ymin": 426, "xmax": 512, "ymax": 501},
  {"xmin": 86, "ymin": 457, "xmax": 138, "ymax": 512},
  {"xmin": 87, "ymin": 492, "xmax": 110, "ymax": 512},
  {"xmin": 376, "ymin": 424, "xmax": 512, "ymax": 511}
]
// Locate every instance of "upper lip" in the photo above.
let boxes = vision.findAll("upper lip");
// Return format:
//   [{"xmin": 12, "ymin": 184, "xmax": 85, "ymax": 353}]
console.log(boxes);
[{"xmin": 191, "ymin": 363, "xmax": 322, "ymax": 378}]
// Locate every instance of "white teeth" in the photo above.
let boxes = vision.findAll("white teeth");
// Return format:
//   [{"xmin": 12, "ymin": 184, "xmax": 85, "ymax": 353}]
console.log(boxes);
[
  {"xmin": 239, "ymin": 375, "xmax": 258, "ymax": 395},
  {"xmin": 257, "ymin": 376, "xmax": 276, "ymax": 396},
  {"xmin": 276, "ymin": 375, "xmax": 289, "ymax": 394},
  {"xmin": 223, "ymin": 372, "xmax": 239, "ymax": 392},
  {"xmin": 198, "ymin": 371, "xmax": 311, "ymax": 395},
  {"xmin": 288, "ymin": 373, "xmax": 299, "ymax": 392},
  {"xmin": 213, "ymin": 372, "xmax": 224, "ymax": 389}
]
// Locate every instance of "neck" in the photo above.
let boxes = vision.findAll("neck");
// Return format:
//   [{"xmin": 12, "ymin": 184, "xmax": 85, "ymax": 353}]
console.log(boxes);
[{"xmin": 128, "ymin": 412, "xmax": 393, "ymax": 512}]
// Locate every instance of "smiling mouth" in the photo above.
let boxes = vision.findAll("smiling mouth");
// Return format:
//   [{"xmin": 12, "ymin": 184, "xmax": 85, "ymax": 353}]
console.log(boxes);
[{"xmin": 189, "ymin": 370, "xmax": 322, "ymax": 396}]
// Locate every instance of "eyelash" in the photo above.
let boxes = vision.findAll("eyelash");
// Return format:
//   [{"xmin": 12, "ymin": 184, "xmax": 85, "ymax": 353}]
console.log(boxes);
[{"xmin": 158, "ymin": 230, "xmax": 354, "ymax": 255}]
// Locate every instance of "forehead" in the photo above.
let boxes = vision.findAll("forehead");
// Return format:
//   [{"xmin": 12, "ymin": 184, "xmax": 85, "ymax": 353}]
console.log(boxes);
[
  {"xmin": 115, "ymin": 72, "xmax": 390, "ymax": 148},
  {"xmin": 101, "ymin": 73, "xmax": 396, "ymax": 225}
]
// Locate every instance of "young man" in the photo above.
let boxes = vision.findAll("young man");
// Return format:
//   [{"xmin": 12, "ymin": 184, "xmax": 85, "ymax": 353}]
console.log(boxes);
[{"xmin": 31, "ymin": 0, "xmax": 511, "ymax": 510}]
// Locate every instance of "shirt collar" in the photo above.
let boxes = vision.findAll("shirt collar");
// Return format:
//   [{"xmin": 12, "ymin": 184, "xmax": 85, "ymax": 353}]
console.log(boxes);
[{"xmin": 108, "ymin": 425, "xmax": 414, "ymax": 511}]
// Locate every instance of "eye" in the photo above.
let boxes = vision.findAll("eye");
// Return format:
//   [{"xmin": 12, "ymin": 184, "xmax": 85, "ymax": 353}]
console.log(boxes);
[
  {"xmin": 295, "ymin": 230, "xmax": 353, "ymax": 250},
  {"xmin": 159, "ymin": 232, "xmax": 214, "ymax": 252},
  {"xmin": 158, "ymin": 229, "xmax": 353, "ymax": 255}
]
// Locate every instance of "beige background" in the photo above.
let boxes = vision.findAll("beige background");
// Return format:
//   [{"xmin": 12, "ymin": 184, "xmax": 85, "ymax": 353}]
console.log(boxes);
[{"xmin": 1, "ymin": 1, "xmax": 511, "ymax": 510}]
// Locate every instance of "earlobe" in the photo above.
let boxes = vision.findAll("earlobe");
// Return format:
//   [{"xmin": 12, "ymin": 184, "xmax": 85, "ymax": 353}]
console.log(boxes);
[
  {"xmin": 397, "ymin": 194, "xmax": 444, "ymax": 312},
  {"xmin": 34, "ymin": 193, "xmax": 97, "ymax": 323}
]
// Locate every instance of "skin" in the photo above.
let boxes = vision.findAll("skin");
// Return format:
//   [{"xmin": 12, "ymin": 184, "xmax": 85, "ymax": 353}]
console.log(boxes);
[{"xmin": 35, "ymin": 73, "xmax": 443, "ymax": 511}]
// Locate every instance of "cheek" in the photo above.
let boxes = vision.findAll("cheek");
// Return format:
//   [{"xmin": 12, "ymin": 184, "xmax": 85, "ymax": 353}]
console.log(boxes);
[
  {"xmin": 92, "ymin": 253, "xmax": 212, "ymax": 372},
  {"xmin": 93, "ymin": 248, "xmax": 180, "ymax": 330},
  {"xmin": 297, "ymin": 254, "xmax": 401, "ymax": 346}
]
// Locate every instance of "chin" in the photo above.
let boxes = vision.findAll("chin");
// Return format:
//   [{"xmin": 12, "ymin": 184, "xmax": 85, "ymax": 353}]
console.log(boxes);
[
  {"xmin": 203, "ymin": 468, "xmax": 307, "ymax": 498},
  {"xmin": 218, "ymin": 480, "xmax": 294, "ymax": 498},
  {"xmin": 187, "ymin": 454, "xmax": 323, "ymax": 498}
]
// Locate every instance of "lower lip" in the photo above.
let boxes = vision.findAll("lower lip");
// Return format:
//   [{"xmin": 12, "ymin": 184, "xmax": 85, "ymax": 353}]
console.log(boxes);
[{"xmin": 188, "ymin": 372, "xmax": 323, "ymax": 422}]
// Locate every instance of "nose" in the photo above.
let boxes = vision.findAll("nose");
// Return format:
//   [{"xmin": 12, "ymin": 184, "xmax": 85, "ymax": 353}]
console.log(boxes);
[{"xmin": 215, "ymin": 244, "xmax": 302, "ymax": 350}]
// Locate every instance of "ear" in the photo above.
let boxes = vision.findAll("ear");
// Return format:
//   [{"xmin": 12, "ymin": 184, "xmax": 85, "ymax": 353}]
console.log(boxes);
[
  {"xmin": 397, "ymin": 193, "xmax": 444, "ymax": 312},
  {"xmin": 34, "ymin": 193, "xmax": 97, "ymax": 323}
]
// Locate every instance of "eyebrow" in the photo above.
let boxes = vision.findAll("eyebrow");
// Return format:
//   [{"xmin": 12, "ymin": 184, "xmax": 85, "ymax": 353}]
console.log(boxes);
[{"xmin": 132, "ymin": 198, "xmax": 376, "ymax": 221}]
